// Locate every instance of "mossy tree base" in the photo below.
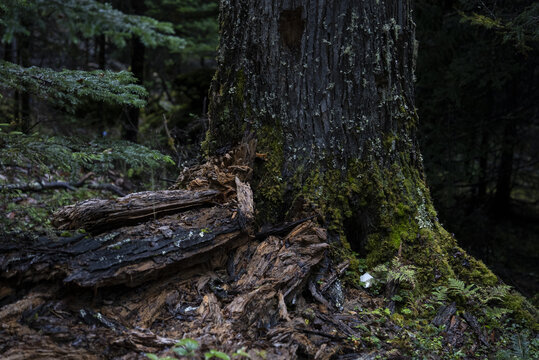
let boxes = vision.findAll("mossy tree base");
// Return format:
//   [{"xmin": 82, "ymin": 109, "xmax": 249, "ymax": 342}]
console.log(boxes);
[{"xmin": 206, "ymin": 0, "xmax": 536, "ymax": 330}]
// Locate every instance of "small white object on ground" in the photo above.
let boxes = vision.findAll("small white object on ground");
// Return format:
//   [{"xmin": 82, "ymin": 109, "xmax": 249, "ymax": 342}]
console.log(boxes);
[{"xmin": 360, "ymin": 272, "xmax": 374, "ymax": 288}]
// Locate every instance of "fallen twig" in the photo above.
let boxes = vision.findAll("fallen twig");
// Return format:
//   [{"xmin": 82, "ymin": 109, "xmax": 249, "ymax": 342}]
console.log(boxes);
[
  {"xmin": 320, "ymin": 261, "xmax": 350, "ymax": 293},
  {"xmin": 295, "ymin": 327, "xmax": 348, "ymax": 341},
  {"xmin": 0, "ymin": 174, "xmax": 126, "ymax": 197}
]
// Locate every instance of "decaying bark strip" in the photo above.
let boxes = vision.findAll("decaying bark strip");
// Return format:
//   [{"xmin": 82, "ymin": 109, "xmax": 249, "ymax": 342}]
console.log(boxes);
[
  {"xmin": 235, "ymin": 176, "xmax": 254, "ymax": 231},
  {"xmin": 52, "ymin": 189, "xmax": 220, "ymax": 233}
]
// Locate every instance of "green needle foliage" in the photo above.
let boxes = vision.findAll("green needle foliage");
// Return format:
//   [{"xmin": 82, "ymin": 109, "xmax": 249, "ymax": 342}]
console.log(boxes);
[
  {"xmin": 0, "ymin": 131, "xmax": 175, "ymax": 179},
  {"xmin": 42, "ymin": 0, "xmax": 185, "ymax": 51},
  {"xmin": 146, "ymin": 0, "xmax": 218, "ymax": 58},
  {"xmin": 0, "ymin": 60, "xmax": 147, "ymax": 109},
  {"xmin": 0, "ymin": 0, "xmax": 27, "ymax": 41},
  {"xmin": 0, "ymin": 0, "xmax": 186, "ymax": 111},
  {"xmin": 461, "ymin": 3, "xmax": 539, "ymax": 53},
  {"xmin": 1, "ymin": 0, "xmax": 186, "ymax": 51}
]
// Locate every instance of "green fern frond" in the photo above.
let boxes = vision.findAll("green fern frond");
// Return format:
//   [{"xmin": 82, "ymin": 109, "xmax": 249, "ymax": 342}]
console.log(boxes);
[
  {"xmin": 496, "ymin": 331, "xmax": 532, "ymax": 360},
  {"xmin": 447, "ymin": 278, "xmax": 478, "ymax": 299},
  {"xmin": 432, "ymin": 286, "xmax": 448, "ymax": 304},
  {"xmin": 372, "ymin": 257, "xmax": 417, "ymax": 289},
  {"xmin": 484, "ymin": 306, "xmax": 511, "ymax": 321},
  {"xmin": 481, "ymin": 284, "xmax": 511, "ymax": 305}
]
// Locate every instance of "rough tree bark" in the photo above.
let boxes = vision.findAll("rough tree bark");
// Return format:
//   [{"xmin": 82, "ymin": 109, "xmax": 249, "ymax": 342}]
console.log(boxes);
[{"xmin": 205, "ymin": 0, "xmax": 497, "ymax": 287}]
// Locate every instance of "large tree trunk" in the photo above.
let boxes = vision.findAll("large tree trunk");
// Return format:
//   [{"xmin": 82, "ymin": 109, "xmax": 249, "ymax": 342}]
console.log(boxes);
[{"xmin": 206, "ymin": 0, "xmax": 496, "ymax": 286}]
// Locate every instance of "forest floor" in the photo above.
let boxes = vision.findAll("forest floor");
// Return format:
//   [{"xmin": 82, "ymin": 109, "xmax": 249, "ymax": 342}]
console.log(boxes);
[{"xmin": 0, "ymin": 145, "xmax": 537, "ymax": 359}]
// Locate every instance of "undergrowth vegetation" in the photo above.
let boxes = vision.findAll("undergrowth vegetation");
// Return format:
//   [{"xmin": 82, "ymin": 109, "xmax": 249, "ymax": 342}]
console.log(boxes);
[
  {"xmin": 146, "ymin": 338, "xmax": 256, "ymax": 360},
  {"xmin": 348, "ymin": 255, "xmax": 539, "ymax": 358},
  {"xmin": 0, "ymin": 130, "xmax": 176, "ymax": 235}
]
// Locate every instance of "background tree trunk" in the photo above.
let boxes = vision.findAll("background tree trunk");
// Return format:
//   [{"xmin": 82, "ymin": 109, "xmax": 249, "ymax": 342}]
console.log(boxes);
[
  {"xmin": 206, "ymin": 0, "xmax": 498, "ymax": 286},
  {"xmin": 16, "ymin": 35, "xmax": 31, "ymax": 133},
  {"xmin": 493, "ymin": 118, "xmax": 516, "ymax": 211},
  {"xmin": 121, "ymin": 0, "xmax": 146, "ymax": 143}
]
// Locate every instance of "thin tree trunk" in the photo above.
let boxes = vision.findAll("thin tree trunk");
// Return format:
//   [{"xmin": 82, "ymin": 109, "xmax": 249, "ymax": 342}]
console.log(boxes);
[
  {"xmin": 17, "ymin": 35, "xmax": 31, "ymax": 133},
  {"xmin": 97, "ymin": 34, "xmax": 107, "ymax": 134},
  {"xmin": 122, "ymin": 38, "xmax": 144, "ymax": 142},
  {"xmin": 493, "ymin": 78, "xmax": 520, "ymax": 213},
  {"xmin": 477, "ymin": 121, "xmax": 489, "ymax": 201},
  {"xmin": 493, "ymin": 120, "xmax": 516, "ymax": 211},
  {"xmin": 97, "ymin": 34, "xmax": 106, "ymax": 69},
  {"xmin": 121, "ymin": 1, "xmax": 146, "ymax": 143},
  {"xmin": 477, "ymin": 87, "xmax": 493, "ymax": 202},
  {"xmin": 3, "ymin": 41, "xmax": 18, "ymax": 127},
  {"xmin": 3, "ymin": 41, "xmax": 12, "ymax": 62}
]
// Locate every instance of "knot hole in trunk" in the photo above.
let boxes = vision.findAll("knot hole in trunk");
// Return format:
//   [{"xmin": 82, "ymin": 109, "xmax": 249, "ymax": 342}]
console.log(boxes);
[{"xmin": 279, "ymin": 7, "xmax": 304, "ymax": 52}]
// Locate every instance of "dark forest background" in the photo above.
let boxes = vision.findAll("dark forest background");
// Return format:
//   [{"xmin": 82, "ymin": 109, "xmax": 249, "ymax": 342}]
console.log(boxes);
[{"xmin": 1, "ymin": 0, "xmax": 537, "ymax": 301}]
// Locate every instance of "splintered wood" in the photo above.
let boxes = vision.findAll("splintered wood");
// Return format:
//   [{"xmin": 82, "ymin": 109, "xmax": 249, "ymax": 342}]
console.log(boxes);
[
  {"xmin": 173, "ymin": 140, "xmax": 255, "ymax": 199},
  {"xmin": 226, "ymin": 221, "xmax": 328, "ymax": 330},
  {"xmin": 0, "ymin": 141, "xmax": 374, "ymax": 359}
]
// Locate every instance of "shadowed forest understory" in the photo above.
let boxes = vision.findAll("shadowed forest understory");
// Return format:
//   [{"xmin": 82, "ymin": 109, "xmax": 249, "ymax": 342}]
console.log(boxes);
[{"xmin": 0, "ymin": 0, "xmax": 537, "ymax": 359}]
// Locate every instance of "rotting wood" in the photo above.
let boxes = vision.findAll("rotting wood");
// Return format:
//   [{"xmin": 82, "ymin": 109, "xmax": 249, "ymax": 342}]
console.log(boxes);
[
  {"xmin": 174, "ymin": 140, "xmax": 256, "ymax": 198},
  {"xmin": 254, "ymin": 215, "xmax": 316, "ymax": 239},
  {"xmin": 0, "ymin": 143, "xmax": 504, "ymax": 359},
  {"xmin": 226, "ymin": 221, "xmax": 329, "ymax": 331},
  {"xmin": 52, "ymin": 189, "xmax": 220, "ymax": 233},
  {"xmin": 320, "ymin": 261, "xmax": 350, "ymax": 293},
  {"xmin": 295, "ymin": 327, "xmax": 348, "ymax": 341},
  {"xmin": 0, "ymin": 222, "xmax": 494, "ymax": 359},
  {"xmin": 432, "ymin": 302, "xmax": 457, "ymax": 327},
  {"xmin": 308, "ymin": 280, "xmax": 331, "ymax": 308},
  {"xmin": 0, "ymin": 216, "xmax": 499, "ymax": 359},
  {"xmin": 463, "ymin": 312, "xmax": 491, "ymax": 347},
  {"xmin": 0, "ymin": 290, "xmax": 178, "ymax": 359},
  {"xmin": 2, "ymin": 206, "xmax": 246, "ymax": 288}
]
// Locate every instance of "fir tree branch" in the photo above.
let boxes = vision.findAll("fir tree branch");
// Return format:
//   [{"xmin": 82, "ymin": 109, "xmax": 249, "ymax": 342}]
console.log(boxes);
[
  {"xmin": 1, "ymin": 0, "xmax": 186, "ymax": 51},
  {"xmin": 0, "ymin": 60, "xmax": 147, "ymax": 109}
]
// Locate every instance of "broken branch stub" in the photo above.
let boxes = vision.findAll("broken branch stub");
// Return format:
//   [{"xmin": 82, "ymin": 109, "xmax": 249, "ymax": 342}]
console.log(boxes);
[{"xmin": 234, "ymin": 176, "xmax": 254, "ymax": 232}]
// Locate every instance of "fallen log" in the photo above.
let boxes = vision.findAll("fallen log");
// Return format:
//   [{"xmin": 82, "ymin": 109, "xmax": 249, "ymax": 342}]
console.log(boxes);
[
  {"xmin": 52, "ymin": 189, "xmax": 220, "ymax": 233},
  {"xmin": 2, "ymin": 206, "xmax": 247, "ymax": 288},
  {"xmin": 0, "ymin": 180, "xmax": 127, "ymax": 197}
]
